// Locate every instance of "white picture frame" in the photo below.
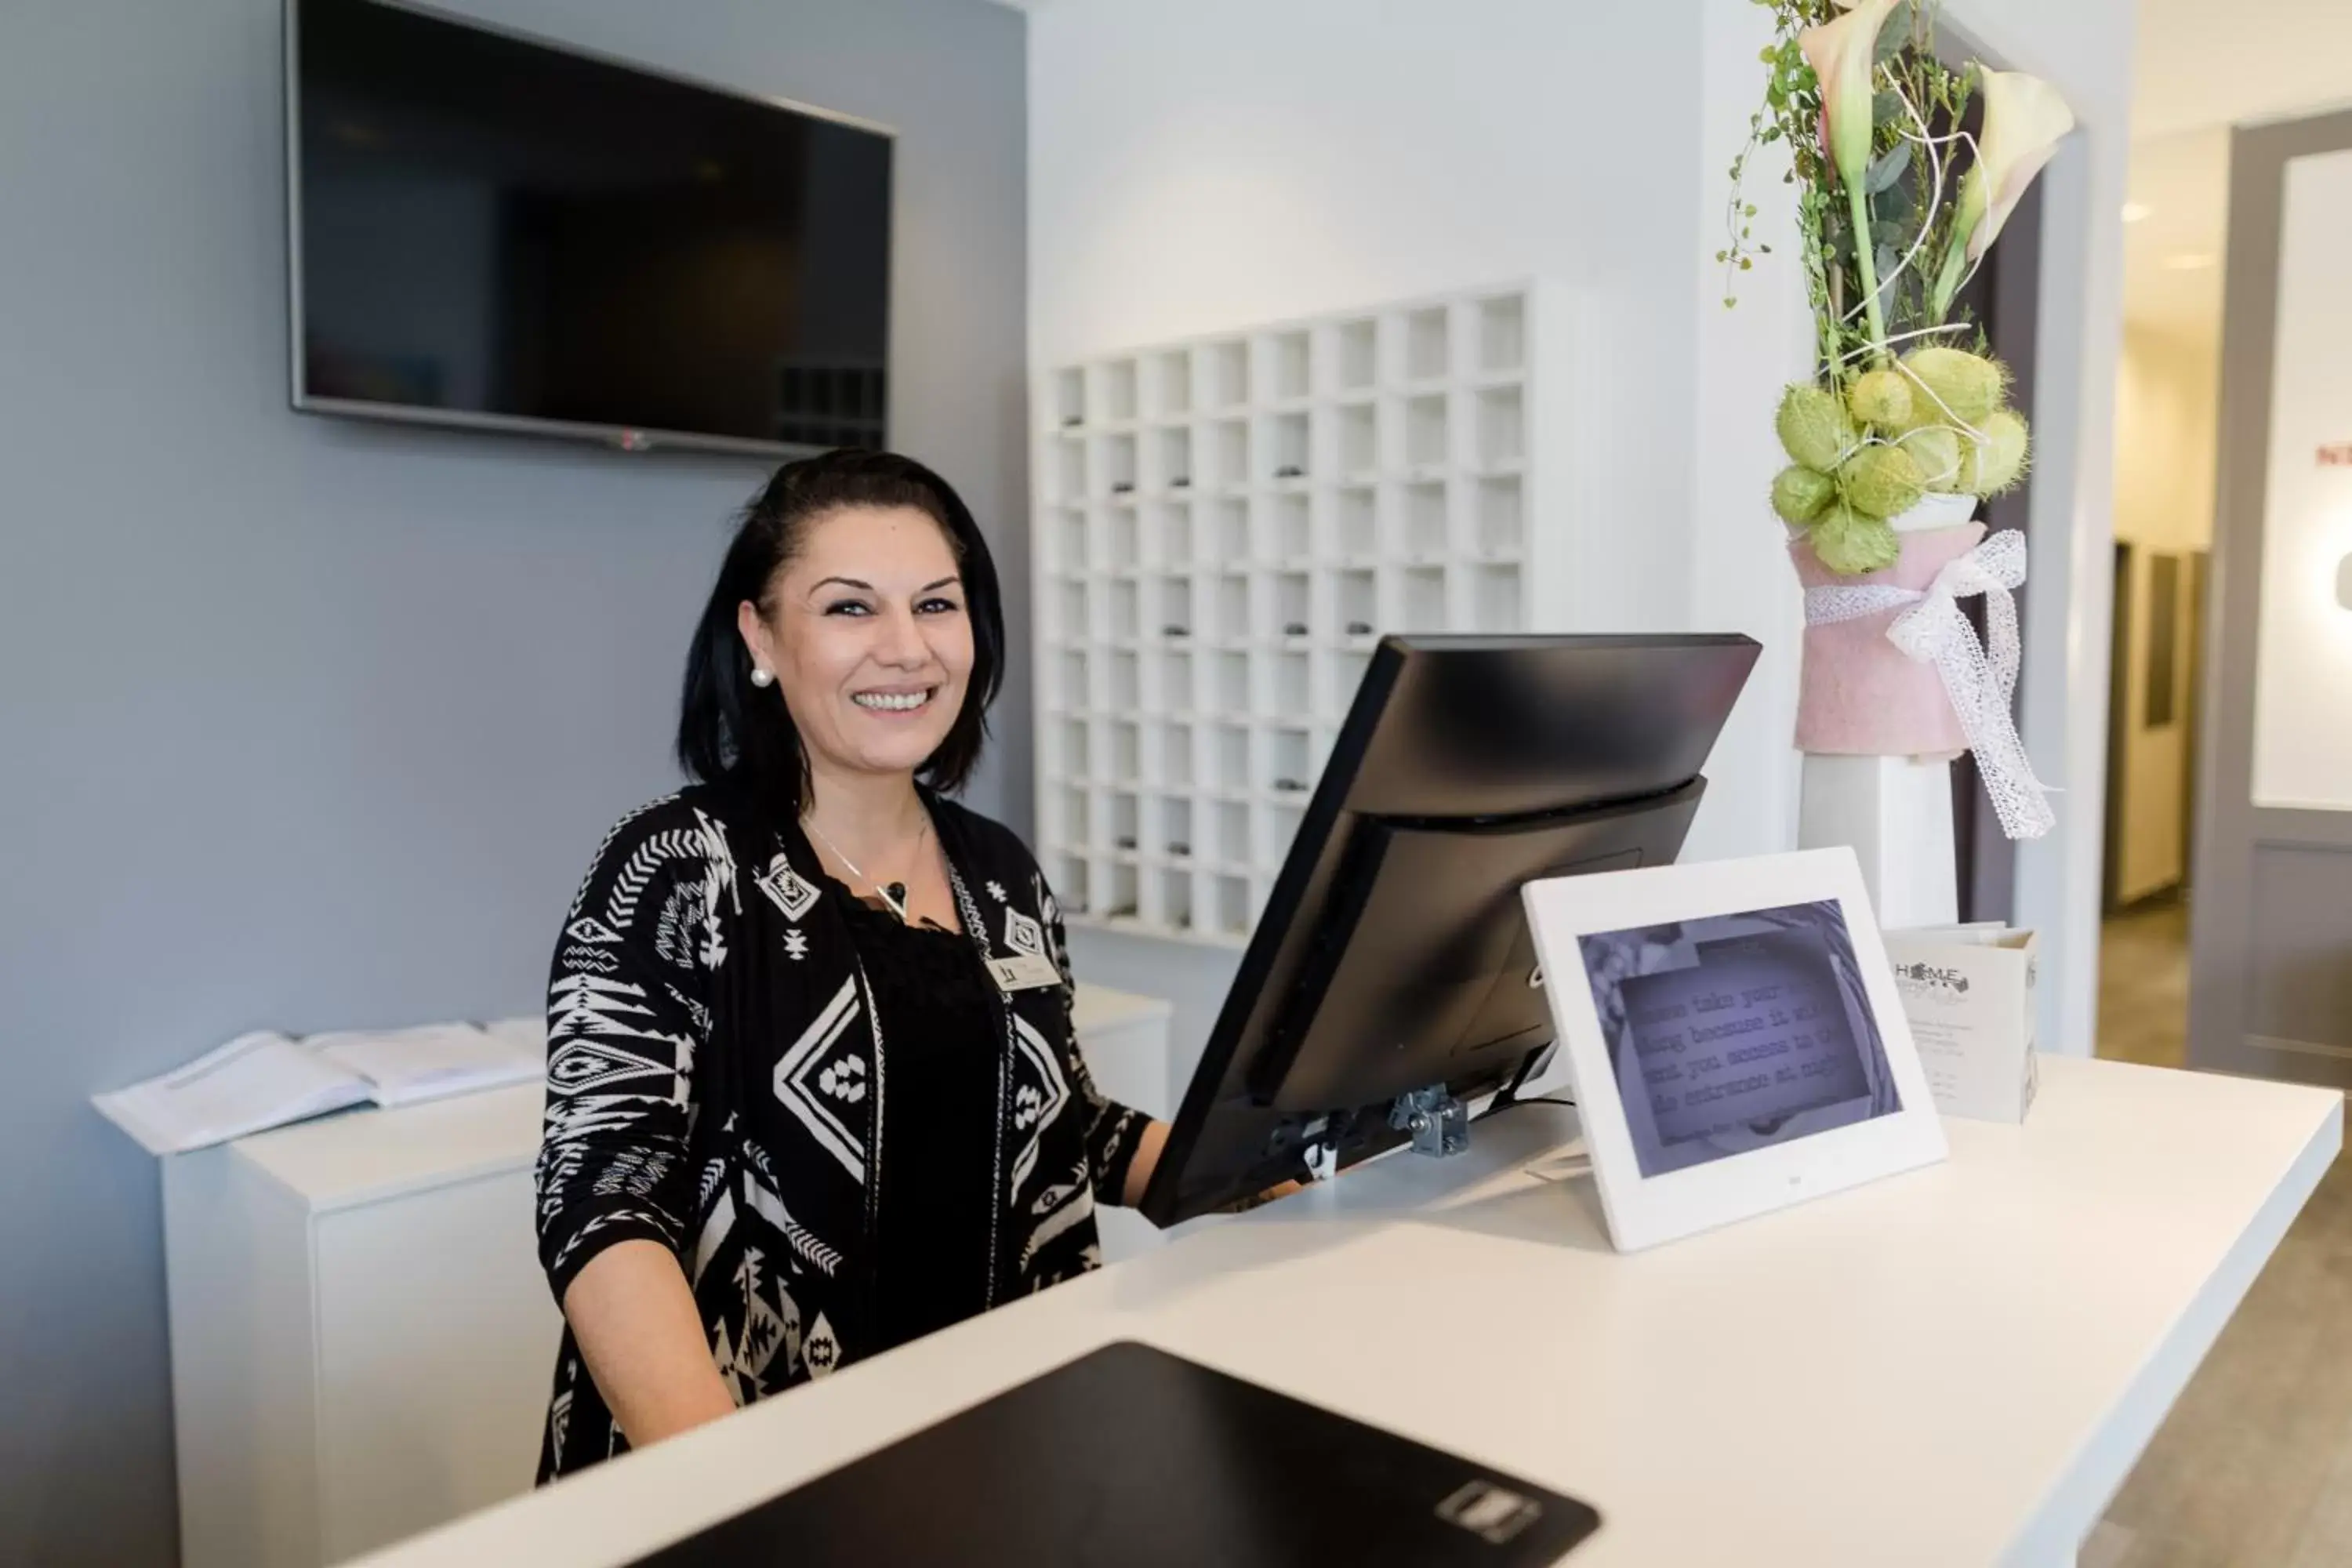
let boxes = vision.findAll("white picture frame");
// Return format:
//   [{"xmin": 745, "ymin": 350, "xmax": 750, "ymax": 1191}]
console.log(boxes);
[{"xmin": 1521, "ymin": 847, "xmax": 1947, "ymax": 1251}]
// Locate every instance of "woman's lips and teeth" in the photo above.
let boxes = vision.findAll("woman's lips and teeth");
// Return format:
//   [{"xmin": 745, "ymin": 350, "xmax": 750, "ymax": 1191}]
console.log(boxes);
[{"xmin": 850, "ymin": 684, "xmax": 938, "ymax": 717}]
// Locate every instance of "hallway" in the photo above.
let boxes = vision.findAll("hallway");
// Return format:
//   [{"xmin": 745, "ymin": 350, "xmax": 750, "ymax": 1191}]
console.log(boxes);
[{"xmin": 2091, "ymin": 899, "xmax": 2352, "ymax": 1566}]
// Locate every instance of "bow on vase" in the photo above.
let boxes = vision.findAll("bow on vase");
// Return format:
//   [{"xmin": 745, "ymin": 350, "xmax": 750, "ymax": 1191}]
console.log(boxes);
[{"xmin": 1802, "ymin": 528, "xmax": 2056, "ymax": 841}]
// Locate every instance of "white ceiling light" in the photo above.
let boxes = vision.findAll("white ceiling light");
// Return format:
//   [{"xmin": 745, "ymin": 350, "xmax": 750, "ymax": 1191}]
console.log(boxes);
[{"xmin": 2122, "ymin": 201, "xmax": 2154, "ymax": 223}]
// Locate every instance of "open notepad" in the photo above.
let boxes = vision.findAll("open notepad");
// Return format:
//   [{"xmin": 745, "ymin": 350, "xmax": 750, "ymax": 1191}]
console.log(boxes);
[{"xmin": 93, "ymin": 1018, "xmax": 546, "ymax": 1156}]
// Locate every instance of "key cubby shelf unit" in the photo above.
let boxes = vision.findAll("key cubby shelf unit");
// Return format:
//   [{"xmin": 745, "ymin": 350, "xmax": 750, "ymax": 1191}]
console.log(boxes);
[{"xmin": 1033, "ymin": 282, "xmax": 1570, "ymax": 946}]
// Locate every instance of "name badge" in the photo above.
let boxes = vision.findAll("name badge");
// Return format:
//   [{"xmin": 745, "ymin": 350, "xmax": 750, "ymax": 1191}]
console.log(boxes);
[{"xmin": 987, "ymin": 952, "xmax": 1062, "ymax": 993}]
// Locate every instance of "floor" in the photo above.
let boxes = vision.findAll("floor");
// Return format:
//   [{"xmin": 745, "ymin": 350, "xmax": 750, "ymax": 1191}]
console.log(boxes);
[{"xmin": 2086, "ymin": 894, "xmax": 2352, "ymax": 1567}]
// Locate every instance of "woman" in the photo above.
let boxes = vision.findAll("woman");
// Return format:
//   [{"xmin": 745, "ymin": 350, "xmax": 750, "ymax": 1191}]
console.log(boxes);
[{"xmin": 532, "ymin": 449, "xmax": 1167, "ymax": 1479}]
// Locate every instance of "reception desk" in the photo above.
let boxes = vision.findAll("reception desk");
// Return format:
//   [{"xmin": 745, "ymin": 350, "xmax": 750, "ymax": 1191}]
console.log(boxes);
[{"xmin": 350, "ymin": 1057, "xmax": 2339, "ymax": 1568}]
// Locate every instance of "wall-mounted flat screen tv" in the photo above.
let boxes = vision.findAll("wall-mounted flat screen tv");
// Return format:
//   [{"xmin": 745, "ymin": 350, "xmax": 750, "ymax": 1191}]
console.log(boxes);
[{"xmin": 288, "ymin": 0, "xmax": 892, "ymax": 456}]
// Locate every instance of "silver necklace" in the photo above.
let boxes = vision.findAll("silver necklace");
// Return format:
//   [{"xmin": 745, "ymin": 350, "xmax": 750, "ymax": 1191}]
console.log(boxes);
[{"xmin": 802, "ymin": 811, "xmax": 930, "ymax": 925}]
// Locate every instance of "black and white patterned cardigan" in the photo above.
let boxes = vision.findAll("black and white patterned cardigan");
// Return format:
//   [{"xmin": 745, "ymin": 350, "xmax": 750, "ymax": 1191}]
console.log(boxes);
[{"xmin": 532, "ymin": 782, "xmax": 1147, "ymax": 1481}]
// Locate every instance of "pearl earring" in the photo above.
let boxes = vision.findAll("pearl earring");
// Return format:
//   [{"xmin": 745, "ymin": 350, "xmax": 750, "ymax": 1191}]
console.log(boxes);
[{"xmin": 750, "ymin": 667, "xmax": 775, "ymax": 688}]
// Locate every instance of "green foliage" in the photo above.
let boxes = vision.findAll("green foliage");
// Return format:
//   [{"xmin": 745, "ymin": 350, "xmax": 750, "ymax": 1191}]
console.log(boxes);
[
  {"xmin": 1776, "ymin": 383, "xmax": 1854, "ymax": 472},
  {"xmin": 1958, "ymin": 408, "xmax": 2031, "ymax": 495},
  {"xmin": 1837, "ymin": 444, "xmax": 1927, "ymax": 520},
  {"xmin": 1847, "ymin": 368, "xmax": 1914, "ymax": 428},
  {"xmin": 1903, "ymin": 346, "xmax": 2006, "ymax": 426}
]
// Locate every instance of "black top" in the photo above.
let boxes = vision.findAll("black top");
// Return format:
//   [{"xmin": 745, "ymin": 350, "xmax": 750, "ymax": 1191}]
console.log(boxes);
[{"xmin": 836, "ymin": 883, "xmax": 1002, "ymax": 1353}]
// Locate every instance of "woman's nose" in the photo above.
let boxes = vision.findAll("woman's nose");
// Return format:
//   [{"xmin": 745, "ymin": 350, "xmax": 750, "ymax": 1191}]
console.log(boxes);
[{"xmin": 874, "ymin": 603, "xmax": 927, "ymax": 665}]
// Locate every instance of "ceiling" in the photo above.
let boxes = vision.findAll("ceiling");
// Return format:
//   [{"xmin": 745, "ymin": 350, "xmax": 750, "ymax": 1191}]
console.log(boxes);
[{"xmin": 2124, "ymin": 0, "xmax": 2352, "ymax": 343}]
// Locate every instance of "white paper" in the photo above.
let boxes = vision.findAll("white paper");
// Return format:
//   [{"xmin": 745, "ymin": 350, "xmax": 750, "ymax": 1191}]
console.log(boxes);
[
  {"xmin": 93, "ymin": 1031, "xmax": 372, "ymax": 1156},
  {"xmin": 1883, "ymin": 927, "xmax": 2038, "ymax": 1123},
  {"xmin": 306, "ymin": 1022, "xmax": 540, "ymax": 1109}
]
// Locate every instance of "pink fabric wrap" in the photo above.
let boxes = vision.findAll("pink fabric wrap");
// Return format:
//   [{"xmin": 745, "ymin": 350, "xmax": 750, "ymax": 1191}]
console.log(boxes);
[{"xmin": 1791, "ymin": 521, "xmax": 1984, "ymax": 756}]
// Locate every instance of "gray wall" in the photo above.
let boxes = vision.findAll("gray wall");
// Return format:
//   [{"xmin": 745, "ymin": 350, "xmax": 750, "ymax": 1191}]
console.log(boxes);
[{"xmin": 0, "ymin": 1, "xmax": 1029, "ymax": 1561}]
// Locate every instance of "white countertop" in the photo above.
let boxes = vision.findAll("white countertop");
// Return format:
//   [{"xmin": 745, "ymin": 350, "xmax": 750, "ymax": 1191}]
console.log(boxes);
[{"xmin": 353, "ymin": 1057, "xmax": 2341, "ymax": 1568}]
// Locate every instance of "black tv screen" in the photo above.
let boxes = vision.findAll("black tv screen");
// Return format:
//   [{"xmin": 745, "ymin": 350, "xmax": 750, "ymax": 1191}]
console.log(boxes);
[{"xmin": 289, "ymin": 0, "xmax": 892, "ymax": 455}]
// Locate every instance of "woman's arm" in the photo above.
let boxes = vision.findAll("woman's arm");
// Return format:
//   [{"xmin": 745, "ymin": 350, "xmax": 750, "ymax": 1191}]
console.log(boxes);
[
  {"xmin": 1120, "ymin": 1119, "xmax": 1171, "ymax": 1208},
  {"xmin": 561, "ymin": 1241, "xmax": 738, "ymax": 1447},
  {"xmin": 537, "ymin": 802, "xmax": 728, "ymax": 1448}
]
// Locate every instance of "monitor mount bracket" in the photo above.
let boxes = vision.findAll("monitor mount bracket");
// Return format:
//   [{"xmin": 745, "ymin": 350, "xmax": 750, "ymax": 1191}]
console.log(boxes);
[{"xmin": 1388, "ymin": 1085, "xmax": 1468, "ymax": 1159}]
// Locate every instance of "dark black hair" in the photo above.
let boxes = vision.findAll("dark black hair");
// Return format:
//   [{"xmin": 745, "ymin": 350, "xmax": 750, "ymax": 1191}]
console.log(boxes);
[{"xmin": 677, "ymin": 448, "xmax": 1006, "ymax": 809}]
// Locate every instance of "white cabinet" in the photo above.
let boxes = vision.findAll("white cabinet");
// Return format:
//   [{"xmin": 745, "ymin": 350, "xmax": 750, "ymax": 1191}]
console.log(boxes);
[{"xmin": 162, "ymin": 984, "xmax": 1174, "ymax": 1568}]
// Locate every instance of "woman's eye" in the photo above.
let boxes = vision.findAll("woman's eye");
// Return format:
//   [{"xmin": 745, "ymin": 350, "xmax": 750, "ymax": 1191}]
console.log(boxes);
[
  {"xmin": 823, "ymin": 600, "xmax": 873, "ymax": 617},
  {"xmin": 917, "ymin": 597, "xmax": 964, "ymax": 615}
]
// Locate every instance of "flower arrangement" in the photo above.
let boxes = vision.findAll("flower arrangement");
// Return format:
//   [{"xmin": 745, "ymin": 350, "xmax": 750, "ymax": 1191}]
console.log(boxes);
[{"xmin": 1722, "ymin": 0, "xmax": 2073, "ymax": 575}]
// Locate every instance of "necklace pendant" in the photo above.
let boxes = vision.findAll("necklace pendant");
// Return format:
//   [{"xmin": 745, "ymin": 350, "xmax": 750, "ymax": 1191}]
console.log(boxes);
[{"xmin": 879, "ymin": 881, "xmax": 910, "ymax": 923}]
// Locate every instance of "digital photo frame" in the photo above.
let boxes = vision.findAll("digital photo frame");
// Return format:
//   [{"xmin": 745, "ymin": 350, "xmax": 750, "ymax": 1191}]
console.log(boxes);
[{"xmin": 1521, "ymin": 847, "xmax": 1947, "ymax": 1251}]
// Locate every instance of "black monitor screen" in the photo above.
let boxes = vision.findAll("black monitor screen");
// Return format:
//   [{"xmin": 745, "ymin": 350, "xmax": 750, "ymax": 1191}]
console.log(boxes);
[
  {"xmin": 292, "ymin": 0, "xmax": 891, "ymax": 451},
  {"xmin": 1577, "ymin": 900, "xmax": 1901, "ymax": 1178}
]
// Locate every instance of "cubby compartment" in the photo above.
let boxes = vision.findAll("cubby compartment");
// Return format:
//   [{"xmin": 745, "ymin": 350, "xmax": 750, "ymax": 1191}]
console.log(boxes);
[
  {"xmin": 1267, "ymin": 411, "xmax": 1309, "ymax": 481},
  {"xmin": 1102, "ymin": 857, "xmax": 1140, "ymax": 920},
  {"xmin": 1108, "ymin": 511, "xmax": 1140, "ymax": 571},
  {"xmin": 1056, "ymin": 855, "xmax": 1090, "ymax": 916},
  {"xmin": 1405, "ymin": 394, "xmax": 1448, "ymax": 469},
  {"xmin": 1477, "ymin": 295, "xmax": 1526, "ymax": 373},
  {"xmin": 1271, "ymin": 802, "xmax": 1305, "ymax": 860},
  {"xmin": 1402, "ymin": 565, "xmax": 1446, "ymax": 630},
  {"xmin": 1160, "ymin": 797, "xmax": 1194, "ymax": 859},
  {"xmin": 1057, "ymin": 508, "xmax": 1088, "ymax": 572},
  {"xmin": 1163, "ymin": 653, "xmax": 1194, "ymax": 715},
  {"xmin": 1110, "ymin": 724, "xmax": 1141, "ymax": 785},
  {"xmin": 1271, "ymin": 492, "xmax": 1311, "ymax": 562},
  {"xmin": 1406, "ymin": 307, "xmax": 1450, "ymax": 381},
  {"xmin": 1213, "ymin": 875, "xmax": 1251, "ymax": 936},
  {"xmin": 1053, "ymin": 785, "xmax": 1089, "ymax": 847},
  {"xmin": 1056, "ymin": 579, "xmax": 1089, "ymax": 644},
  {"xmin": 1054, "ymin": 438, "xmax": 1087, "ymax": 503},
  {"xmin": 1472, "ymin": 564, "xmax": 1524, "ymax": 632},
  {"xmin": 1100, "ymin": 359, "xmax": 1138, "ymax": 423},
  {"xmin": 1055, "ymin": 368, "xmax": 1086, "ymax": 429},
  {"xmin": 1337, "ymin": 569, "xmax": 1376, "ymax": 635},
  {"xmin": 1404, "ymin": 480, "xmax": 1448, "ymax": 556},
  {"xmin": 1110, "ymin": 649, "xmax": 1140, "ymax": 710},
  {"xmin": 1210, "ymin": 498, "xmax": 1249, "ymax": 564},
  {"xmin": 1158, "ymin": 576, "xmax": 1194, "ymax": 638},
  {"xmin": 1155, "ymin": 502, "xmax": 1194, "ymax": 567},
  {"xmin": 1272, "ymin": 330, "xmax": 1311, "ymax": 401},
  {"xmin": 1215, "ymin": 800, "xmax": 1250, "ymax": 863},
  {"xmin": 1476, "ymin": 476, "xmax": 1524, "ymax": 555},
  {"xmin": 1330, "ymin": 649, "xmax": 1370, "ymax": 715},
  {"xmin": 1276, "ymin": 651, "xmax": 1310, "ymax": 715},
  {"xmin": 1160, "ymin": 722, "xmax": 1195, "ymax": 784},
  {"xmin": 1214, "ymin": 725, "xmax": 1250, "ymax": 791},
  {"xmin": 1267, "ymin": 728, "xmax": 1312, "ymax": 793},
  {"xmin": 1338, "ymin": 485, "xmax": 1377, "ymax": 558},
  {"xmin": 1213, "ymin": 419, "xmax": 1250, "ymax": 491},
  {"xmin": 1339, "ymin": 401, "xmax": 1377, "ymax": 478},
  {"xmin": 1156, "ymin": 351, "xmax": 1192, "ymax": 417},
  {"xmin": 1338, "ymin": 318, "xmax": 1377, "ymax": 390},
  {"xmin": 1214, "ymin": 650, "xmax": 1250, "ymax": 711},
  {"xmin": 1476, "ymin": 385, "xmax": 1525, "ymax": 468},
  {"xmin": 1059, "ymin": 646, "xmax": 1095, "ymax": 713},
  {"xmin": 1275, "ymin": 572, "xmax": 1311, "ymax": 637},
  {"xmin": 1158, "ymin": 869, "xmax": 1195, "ymax": 928},
  {"xmin": 1205, "ymin": 339, "xmax": 1249, "ymax": 408},
  {"xmin": 1158, "ymin": 426, "xmax": 1193, "ymax": 492},
  {"xmin": 1098, "ymin": 432, "xmax": 1138, "ymax": 495},
  {"xmin": 1107, "ymin": 579, "xmax": 1140, "ymax": 640},
  {"xmin": 1215, "ymin": 575, "xmax": 1252, "ymax": 641},
  {"xmin": 1059, "ymin": 717, "xmax": 1091, "ymax": 779}
]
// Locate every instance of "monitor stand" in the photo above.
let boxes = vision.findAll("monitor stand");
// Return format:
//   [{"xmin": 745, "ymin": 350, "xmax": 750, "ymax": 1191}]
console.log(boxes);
[{"xmin": 1389, "ymin": 1085, "xmax": 1469, "ymax": 1157}]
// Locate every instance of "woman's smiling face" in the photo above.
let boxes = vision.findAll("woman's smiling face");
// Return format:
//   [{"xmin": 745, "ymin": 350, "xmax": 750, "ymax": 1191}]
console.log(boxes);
[{"xmin": 739, "ymin": 503, "xmax": 974, "ymax": 783}]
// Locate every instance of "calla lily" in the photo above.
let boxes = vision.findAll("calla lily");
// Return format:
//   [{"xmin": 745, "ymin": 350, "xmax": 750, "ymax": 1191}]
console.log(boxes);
[
  {"xmin": 1801, "ymin": 0, "xmax": 1905, "ymax": 190},
  {"xmin": 1961, "ymin": 69, "xmax": 2074, "ymax": 260},
  {"xmin": 1928, "ymin": 68, "xmax": 2074, "ymax": 320}
]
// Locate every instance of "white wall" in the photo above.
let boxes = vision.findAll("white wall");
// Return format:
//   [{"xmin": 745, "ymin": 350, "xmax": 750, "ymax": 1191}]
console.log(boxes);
[
  {"xmin": 1033, "ymin": 0, "xmax": 2136, "ymax": 1066},
  {"xmin": 2251, "ymin": 147, "xmax": 2352, "ymax": 811},
  {"xmin": 2110, "ymin": 325, "xmax": 2220, "ymax": 901}
]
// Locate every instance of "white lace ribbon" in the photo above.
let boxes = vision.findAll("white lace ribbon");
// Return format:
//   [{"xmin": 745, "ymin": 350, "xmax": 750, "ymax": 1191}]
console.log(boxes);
[{"xmin": 1802, "ymin": 528, "xmax": 2055, "ymax": 840}]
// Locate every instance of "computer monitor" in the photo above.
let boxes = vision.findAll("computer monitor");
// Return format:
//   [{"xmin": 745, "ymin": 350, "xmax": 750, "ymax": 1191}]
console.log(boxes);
[{"xmin": 1138, "ymin": 633, "xmax": 1761, "ymax": 1228}]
